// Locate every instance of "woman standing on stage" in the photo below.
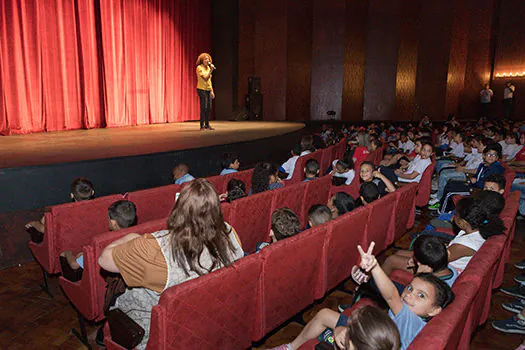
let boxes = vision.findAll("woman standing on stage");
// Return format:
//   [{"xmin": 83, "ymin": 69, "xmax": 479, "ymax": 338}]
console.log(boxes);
[{"xmin": 196, "ymin": 53, "xmax": 215, "ymax": 130}]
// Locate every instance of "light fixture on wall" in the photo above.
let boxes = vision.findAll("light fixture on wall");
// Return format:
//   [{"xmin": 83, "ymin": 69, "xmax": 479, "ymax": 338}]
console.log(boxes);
[{"xmin": 495, "ymin": 71, "xmax": 525, "ymax": 78}]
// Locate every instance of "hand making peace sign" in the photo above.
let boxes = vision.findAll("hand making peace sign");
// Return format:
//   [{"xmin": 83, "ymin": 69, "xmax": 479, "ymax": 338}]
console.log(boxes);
[{"xmin": 357, "ymin": 241, "xmax": 377, "ymax": 272}]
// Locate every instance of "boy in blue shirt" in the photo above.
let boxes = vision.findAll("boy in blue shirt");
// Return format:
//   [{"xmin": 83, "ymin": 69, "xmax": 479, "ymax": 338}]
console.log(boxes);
[{"xmin": 220, "ymin": 152, "xmax": 240, "ymax": 175}]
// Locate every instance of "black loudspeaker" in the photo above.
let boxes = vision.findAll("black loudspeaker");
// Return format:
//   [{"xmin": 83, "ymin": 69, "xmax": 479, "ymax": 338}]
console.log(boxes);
[
  {"xmin": 246, "ymin": 93, "xmax": 263, "ymax": 120},
  {"xmin": 248, "ymin": 77, "xmax": 261, "ymax": 94}
]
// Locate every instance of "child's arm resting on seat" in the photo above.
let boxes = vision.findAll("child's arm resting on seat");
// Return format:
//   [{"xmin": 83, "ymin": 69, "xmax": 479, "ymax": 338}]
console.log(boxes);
[{"xmin": 358, "ymin": 242, "xmax": 403, "ymax": 315}]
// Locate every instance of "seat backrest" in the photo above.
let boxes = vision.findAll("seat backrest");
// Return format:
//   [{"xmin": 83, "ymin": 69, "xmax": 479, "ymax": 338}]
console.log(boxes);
[
  {"xmin": 501, "ymin": 190, "xmax": 520, "ymax": 227},
  {"xmin": 334, "ymin": 139, "xmax": 347, "ymax": 160},
  {"xmin": 270, "ymin": 181, "xmax": 307, "ymax": 225},
  {"xmin": 204, "ymin": 174, "xmax": 228, "ymax": 194},
  {"xmin": 320, "ymin": 146, "xmax": 335, "ymax": 175},
  {"xmin": 230, "ymin": 168, "xmax": 254, "ymax": 194},
  {"xmin": 329, "ymin": 176, "xmax": 360, "ymax": 199},
  {"xmin": 393, "ymin": 183, "xmax": 418, "ymax": 241},
  {"xmin": 148, "ymin": 254, "xmax": 262, "ymax": 350},
  {"xmin": 502, "ymin": 163, "xmax": 516, "ymax": 196},
  {"xmin": 127, "ymin": 184, "xmax": 180, "ymax": 223},
  {"xmin": 415, "ymin": 162, "xmax": 435, "ymax": 207},
  {"xmin": 230, "ymin": 190, "xmax": 274, "ymax": 253},
  {"xmin": 301, "ymin": 175, "xmax": 332, "ymax": 228},
  {"xmin": 46, "ymin": 194, "xmax": 123, "ymax": 273},
  {"xmin": 288, "ymin": 153, "xmax": 317, "ymax": 184},
  {"xmin": 60, "ymin": 218, "xmax": 167, "ymax": 321},
  {"xmin": 254, "ymin": 227, "xmax": 325, "ymax": 340},
  {"xmin": 323, "ymin": 206, "xmax": 369, "ymax": 293},
  {"xmin": 364, "ymin": 193, "xmax": 396, "ymax": 251}
]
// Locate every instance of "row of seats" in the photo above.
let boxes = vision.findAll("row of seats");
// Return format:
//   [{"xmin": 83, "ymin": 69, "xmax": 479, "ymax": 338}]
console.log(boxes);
[
  {"xmin": 30, "ymin": 138, "xmax": 351, "ymax": 275},
  {"xmin": 29, "ymin": 168, "xmax": 254, "ymax": 275},
  {"xmin": 299, "ymin": 189, "xmax": 521, "ymax": 350},
  {"xmin": 101, "ymin": 181, "xmax": 419, "ymax": 349}
]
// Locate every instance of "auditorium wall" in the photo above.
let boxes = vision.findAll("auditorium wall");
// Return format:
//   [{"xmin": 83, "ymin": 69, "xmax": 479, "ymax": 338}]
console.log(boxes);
[{"xmin": 213, "ymin": 0, "xmax": 522, "ymax": 122}]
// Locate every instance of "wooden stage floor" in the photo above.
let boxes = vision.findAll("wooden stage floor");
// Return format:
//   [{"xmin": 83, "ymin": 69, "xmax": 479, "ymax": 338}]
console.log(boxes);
[{"xmin": 0, "ymin": 121, "xmax": 304, "ymax": 169}]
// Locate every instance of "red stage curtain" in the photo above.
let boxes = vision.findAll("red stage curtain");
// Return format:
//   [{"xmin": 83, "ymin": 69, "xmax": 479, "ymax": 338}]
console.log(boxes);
[{"xmin": 0, "ymin": 0, "xmax": 210, "ymax": 135}]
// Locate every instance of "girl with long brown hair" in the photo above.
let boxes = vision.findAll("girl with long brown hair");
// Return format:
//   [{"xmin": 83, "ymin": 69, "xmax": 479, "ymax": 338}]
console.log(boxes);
[{"xmin": 98, "ymin": 179, "xmax": 243, "ymax": 348}]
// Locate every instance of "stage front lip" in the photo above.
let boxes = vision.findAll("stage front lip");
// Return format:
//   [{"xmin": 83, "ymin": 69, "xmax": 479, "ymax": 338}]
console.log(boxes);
[{"xmin": 0, "ymin": 121, "xmax": 305, "ymax": 169}]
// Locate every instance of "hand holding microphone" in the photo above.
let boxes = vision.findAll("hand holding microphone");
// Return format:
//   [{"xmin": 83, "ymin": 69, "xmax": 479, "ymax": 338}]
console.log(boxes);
[{"xmin": 209, "ymin": 63, "xmax": 216, "ymax": 71}]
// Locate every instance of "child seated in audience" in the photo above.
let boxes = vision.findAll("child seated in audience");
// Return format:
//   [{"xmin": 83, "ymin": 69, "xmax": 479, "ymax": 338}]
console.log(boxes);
[
  {"xmin": 308, "ymin": 204, "xmax": 332, "ymax": 227},
  {"xmin": 303, "ymin": 159, "xmax": 320, "ymax": 181},
  {"xmin": 270, "ymin": 242, "xmax": 454, "ymax": 350},
  {"xmin": 280, "ymin": 144, "xmax": 302, "ymax": 179},
  {"xmin": 251, "ymin": 162, "xmax": 284, "ymax": 194},
  {"xmin": 25, "ymin": 177, "xmax": 95, "ymax": 239},
  {"xmin": 331, "ymin": 157, "xmax": 355, "ymax": 186},
  {"xmin": 300, "ymin": 135, "xmax": 316, "ymax": 155},
  {"xmin": 172, "ymin": 163, "xmax": 195, "ymax": 185},
  {"xmin": 219, "ymin": 179, "xmax": 247, "ymax": 202},
  {"xmin": 382, "ymin": 195, "xmax": 505, "ymax": 276},
  {"xmin": 219, "ymin": 152, "xmax": 240, "ymax": 175},
  {"xmin": 397, "ymin": 131, "xmax": 416, "ymax": 154},
  {"xmin": 355, "ymin": 182, "xmax": 381, "ymax": 207},
  {"xmin": 327, "ymin": 192, "xmax": 355, "ymax": 219},
  {"xmin": 395, "ymin": 141, "xmax": 433, "ymax": 184},
  {"xmin": 359, "ymin": 161, "xmax": 396, "ymax": 196},
  {"xmin": 60, "ymin": 200, "xmax": 137, "ymax": 281},
  {"xmin": 502, "ymin": 132, "xmax": 523, "ymax": 161},
  {"xmin": 256, "ymin": 208, "xmax": 300, "ymax": 252}
]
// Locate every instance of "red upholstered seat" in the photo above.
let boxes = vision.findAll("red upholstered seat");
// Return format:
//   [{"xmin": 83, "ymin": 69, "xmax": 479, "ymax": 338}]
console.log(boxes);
[
  {"xmin": 320, "ymin": 146, "xmax": 335, "ymax": 175},
  {"xmin": 230, "ymin": 190, "xmax": 274, "ymax": 253},
  {"xmin": 286, "ymin": 152, "xmax": 318, "ymax": 184},
  {"xmin": 59, "ymin": 219, "xmax": 167, "ymax": 321},
  {"xmin": 147, "ymin": 254, "xmax": 262, "ymax": 350},
  {"xmin": 364, "ymin": 193, "xmax": 396, "ymax": 251},
  {"xmin": 270, "ymin": 181, "xmax": 307, "ymax": 225},
  {"xmin": 230, "ymin": 168, "xmax": 254, "ymax": 194},
  {"xmin": 392, "ymin": 183, "xmax": 418, "ymax": 241},
  {"xmin": 389, "ymin": 269, "xmax": 412, "ymax": 286},
  {"xmin": 409, "ymin": 280, "xmax": 478, "ymax": 350},
  {"xmin": 502, "ymin": 164, "xmax": 516, "ymax": 196},
  {"xmin": 203, "ymin": 174, "xmax": 227, "ymax": 194},
  {"xmin": 301, "ymin": 175, "xmax": 332, "ymax": 227},
  {"xmin": 329, "ymin": 176, "xmax": 359, "ymax": 199},
  {"xmin": 253, "ymin": 227, "xmax": 325, "ymax": 340},
  {"xmin": 334, "ymin": 139, "xmax": 347, "ymax": 160},
  {"xmin": 127, "ymin": 184, "xmax": 180, "ymax": 223},
  {"xmin": 29, "ymin": 194, "xmax": 124, "ymax": 274},
  {"xmin": 221, "ymin": 202, "xmax": 232, "ymax": 223},
  {"xmin": 320, "ymin": 206, "xmax": 369, "ymax": 297},
  {"xmin": 414, "ymin": 162, "xmax": 435, "ymax": 207}
]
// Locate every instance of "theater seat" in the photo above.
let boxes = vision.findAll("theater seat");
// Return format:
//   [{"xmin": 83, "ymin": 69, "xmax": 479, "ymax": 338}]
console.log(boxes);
[
  {"xmin": 270, "ymin": 181, "xmax": 307, "ymax": 225},
  {"xmin": 230, "ymin": 190, "xmax": 274, "ymax": 253},
  {"xmin": 29, "ymin": 194, "xmax": 123, "ymax": 274},
  {"xmin": 127, "ymin": 184, "xmax": 180, "ymax": 223},
  {"xmin": 364, "ymin": 193, "xmax": 396, "ymax": 251},
  {"xmin": 320, "ymin": 146, "xmax": 335, "ymax": 175},
  {"xmin": 414, "ymin": 162, "xmax": 435, "ymax": 208},
  {"xmin": 147, "ymin": 254, "xmax": 262, "ymax": 350},
  {"xmin": 329, "ymin": 176, "xmax": 360, "ymax": 199},
  {"xmin": 59, "ymin": 219, "xmax": 167, "ymax": 321},
  {"xmin": 253, "ymin": 227, "xmax": 325, "ymax": 340},
  {"xmin": 301, "ymin": 175, "xmax": 332, "ymax": 227},
  {"xmin": 320, "ymin": 205, "xmax": 369, "ymax": 297},
  {"xmin": 392, "ymin": 183, "xmax": 418, "ymax": 241}
]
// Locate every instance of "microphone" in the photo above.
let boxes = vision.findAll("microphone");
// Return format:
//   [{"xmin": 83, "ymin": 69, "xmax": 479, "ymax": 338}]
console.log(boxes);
[{"xmin": 209, "ymin": 63, "xmax": 216, "ymax": 70}]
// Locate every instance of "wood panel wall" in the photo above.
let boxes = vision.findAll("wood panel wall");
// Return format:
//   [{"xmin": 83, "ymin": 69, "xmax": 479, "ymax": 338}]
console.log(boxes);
[{"xmin": 231, "ymin": 0, "xmax": 520, "ymax": 121}]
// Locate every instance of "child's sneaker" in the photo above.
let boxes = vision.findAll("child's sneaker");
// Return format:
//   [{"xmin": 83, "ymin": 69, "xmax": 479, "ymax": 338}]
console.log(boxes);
[
  {"xmin": 428, "ymin": 202, "xmax": 441, "ymax": 211},
  {"xmin": 515, "ymin": 273, "xmax": 525, "ymax": 286},
  {"xmin": 502, "ymin": 298, "xmax": 525, "ymax": 314},
  {"xmin": 428, "ymin": 198, "xmax": 439, "ymax": 205},
  {"xmin": 492, "ymin": 316, "xmax": 525, "ymax": 335},
  {"xmin": 501, "ymin": 284, "xmax": 525, "ymax": 299},
  {"xmin": 516, "ymin": 259, "xmax": 525, "ymax": 270}
]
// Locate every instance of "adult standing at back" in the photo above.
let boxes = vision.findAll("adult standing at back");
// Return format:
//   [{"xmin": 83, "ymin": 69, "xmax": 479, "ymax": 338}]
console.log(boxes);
[
  {"xmin": 196, "ymin": 53, "xmax": 215, "ymax": 130},
  {"xmin": 504, "ymin": 81, "xmax": 516, "ymax": 119},
  {"xmin": 480, "ymin": 83, "xmax": 494, "ymax": 119}
]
